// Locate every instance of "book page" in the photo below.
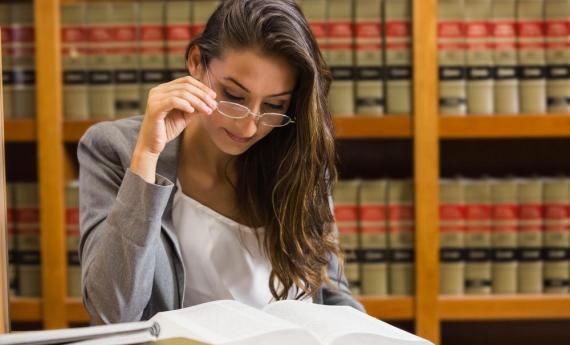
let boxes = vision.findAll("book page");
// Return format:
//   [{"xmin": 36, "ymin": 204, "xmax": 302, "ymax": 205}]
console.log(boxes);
[
  {"xmin": 263, "ymin": 301, "xmax": 432, "ymax": 345},
  {"xmin": 152, "ymin": 300, "xmax": 320, "ymax": 345}
]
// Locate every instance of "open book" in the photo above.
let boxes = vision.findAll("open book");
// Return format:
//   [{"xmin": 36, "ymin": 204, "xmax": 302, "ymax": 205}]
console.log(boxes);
[{"xmin": 0, "ymin": 300, "xmax": 433, "ymax": 345}]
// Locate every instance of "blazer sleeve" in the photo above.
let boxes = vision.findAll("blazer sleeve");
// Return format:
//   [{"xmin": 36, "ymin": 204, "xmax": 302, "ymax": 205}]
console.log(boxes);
[{"xmin": 78, "ymin": 123, "xmax": 174, "ymax": 324}]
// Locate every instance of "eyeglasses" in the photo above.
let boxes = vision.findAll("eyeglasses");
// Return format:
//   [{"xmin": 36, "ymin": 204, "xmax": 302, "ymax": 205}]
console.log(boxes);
[{"xmin": 203, "ymin": 60, "xmax": 296, "ymax": 128}]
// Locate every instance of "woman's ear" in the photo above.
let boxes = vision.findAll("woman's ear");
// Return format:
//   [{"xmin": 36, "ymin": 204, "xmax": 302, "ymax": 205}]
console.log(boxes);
[{"xmin": 186, "ymin": 46, "xmax": 203, "ymax": 78}]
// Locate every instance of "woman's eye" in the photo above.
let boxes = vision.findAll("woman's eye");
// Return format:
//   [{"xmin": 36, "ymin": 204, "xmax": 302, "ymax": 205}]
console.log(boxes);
[
  {"xmin": 265, "ymin": 103, "xmax": 284, "ymax": 111},
  {"xmin": 223, "ymin": 90, "xmax": 244, "ymax": 102}
]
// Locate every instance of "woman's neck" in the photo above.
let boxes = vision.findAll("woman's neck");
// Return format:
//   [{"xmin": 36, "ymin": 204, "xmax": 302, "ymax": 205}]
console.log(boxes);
[{"xmin": 178, "ymin": 121, "xmax": 236, "ymax": 187}]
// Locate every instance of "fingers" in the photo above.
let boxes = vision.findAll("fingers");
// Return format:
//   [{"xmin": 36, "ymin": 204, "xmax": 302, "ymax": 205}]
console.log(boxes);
[{"xmin": 163, "ymin": 89, "xmax": 216, "ymax": 115}]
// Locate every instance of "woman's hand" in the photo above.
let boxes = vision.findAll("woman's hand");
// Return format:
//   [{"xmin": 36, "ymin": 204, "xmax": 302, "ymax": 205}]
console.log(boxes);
[{"xmin": 131, "ymin": 76, "xmax": 217, "ymax": 183}]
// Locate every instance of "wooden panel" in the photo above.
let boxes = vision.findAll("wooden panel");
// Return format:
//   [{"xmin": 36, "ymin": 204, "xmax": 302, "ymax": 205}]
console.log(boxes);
[
  {"xmin": 9, "ymin": 298, "xmax": 42, "ymax": 323},
  {"xmin": 0, "ymin": 28, "xmax": 9, "ymax": 333},
  {"xmin": 413, "ymin": 0, "xmax": 440, "ymax": 343},
  {"xmin": 334, "ymin": 116, "xmax": 412, "ymax": 138},
  {"xmin": 35, "ymin": 1, "xmax": 67, "ymax": 329},
  {"xmin": 358, "ymin": 296, "xmax": 415, "ymax": 320},
  {"xmin": 441, "ymin": 116, "xmax": 570, "ymax": 139},
  {"xmin": 66, "ymin": 298, "xmax": 90, "ymax": 324},
  {"xmin": 4, "ymin": 120, "xmax": 36, "ymax": 142},
  {"xmin": 439, "ymin": 295, "xmax": 570, "ymax": 321}
]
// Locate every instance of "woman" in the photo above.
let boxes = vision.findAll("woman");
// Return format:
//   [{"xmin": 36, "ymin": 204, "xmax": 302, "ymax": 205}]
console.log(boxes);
[{"xmin": 78, "ymin": 0, "xmax": 364, "ymax": 324}]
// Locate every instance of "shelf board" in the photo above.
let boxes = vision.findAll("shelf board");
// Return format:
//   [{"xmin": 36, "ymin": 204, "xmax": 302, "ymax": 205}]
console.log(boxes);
[
  {"xmin": 440, "ymin": 115, "xmax": 570, "ymax": 139},
  {"xmin": 439, "ymin": 295, "xmax": 570, "ymax": 321},
  {"xmin": 64, "ymin": 119, "xmax": 104, "ymax": 142},
  {"xmin": 66, "ymin": 298, "xmax": 90, "ymax": 324},
  {"xmin": 357, "ymin": 296, "xmax": 414, "ymax": 320},
  {"xmin": 334, "ymin": 116, "xmax": 412, "ymax": 139},
  {"xmin": 4, "ymin": 119, "xmax": 36, "ymax": 142},
  {"xmin": 10, "ymin": 297, "xmax": 41, "ymax": 322}
]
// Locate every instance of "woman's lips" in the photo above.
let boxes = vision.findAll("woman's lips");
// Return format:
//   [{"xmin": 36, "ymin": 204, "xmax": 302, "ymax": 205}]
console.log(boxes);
[{"xmin": 224, "ymin": 129, "xmax": 252, "ymax": 143}]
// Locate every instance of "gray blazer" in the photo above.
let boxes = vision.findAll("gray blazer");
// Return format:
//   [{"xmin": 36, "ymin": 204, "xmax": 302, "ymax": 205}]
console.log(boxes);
[{"xmin": 78, "ymin": 115, "xmax": 364, "ymax": 325}]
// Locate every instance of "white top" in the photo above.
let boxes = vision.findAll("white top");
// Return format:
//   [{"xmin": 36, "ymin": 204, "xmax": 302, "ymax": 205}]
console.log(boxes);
[{"xmin": 172, "ymin": 179, "xmax": 311, "ymax": 309}]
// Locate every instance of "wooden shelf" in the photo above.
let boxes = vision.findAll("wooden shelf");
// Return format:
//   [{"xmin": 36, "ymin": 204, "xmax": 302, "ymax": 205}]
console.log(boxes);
[
  {"xmin": 64, "ymin": 119, "xmax": 106, "ymax": 142},
  {"xmin": 440, "ymin": 115, "xmax": 570, "ymax": 139},
  {"xmin": 66, "ymin": 298, "xmax": 90, "ymax": 324},
  {"xmin": 358, "ymin": 296, "xmax": 414, "ymax": 320},
  {"xmin": 439, "ymin": 295, "xmax": 570, "ymax": 321},
  {"xmin": 334, "ymin": 116, "xmax": 412, "ymax": 139},
  {"xmin": 9, "ymin": 298, "xmax": 41, "ymax": 323},
  {"xmin": 4, "ymin": 119, "xmax": 36, "ymax": 142}
]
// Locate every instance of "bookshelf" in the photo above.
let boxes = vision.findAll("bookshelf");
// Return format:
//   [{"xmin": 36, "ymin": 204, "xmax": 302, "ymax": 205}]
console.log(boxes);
[{"xmin": 2, "ymin": 0, "xmax": 569, "ymax": 344}]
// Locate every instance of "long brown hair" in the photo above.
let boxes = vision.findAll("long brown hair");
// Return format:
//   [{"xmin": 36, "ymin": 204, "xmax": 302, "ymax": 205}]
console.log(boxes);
[{"xmin": 185, "ymin": 0, "xmax": 341, "ymax": 300}]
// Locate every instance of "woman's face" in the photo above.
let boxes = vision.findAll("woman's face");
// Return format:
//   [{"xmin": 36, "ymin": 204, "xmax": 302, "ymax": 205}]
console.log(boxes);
[{"xmin": 190, "ymin": 48, "xmax": 297, "ymax": 156}]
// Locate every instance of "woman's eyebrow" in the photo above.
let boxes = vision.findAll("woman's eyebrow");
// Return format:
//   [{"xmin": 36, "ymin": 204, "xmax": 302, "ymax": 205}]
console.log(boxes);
[{"xmin": 224, "ymin": 77, "xmax": 293, "ymax": 97}]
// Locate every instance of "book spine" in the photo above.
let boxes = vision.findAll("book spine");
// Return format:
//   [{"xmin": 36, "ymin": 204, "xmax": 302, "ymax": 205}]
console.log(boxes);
[
  {"xmin": 517, "ymin": 179, "xmax": 543, "ymax": 294},
  {"xmin": 492, "ymin": 0, "xmax": 519, "ymax": 114},
  {"xmin": 543, "ymin": 178, "xmax": 570, "ymax": 293},
  {"xmin": 10, "ymin": 2, "xmax": 35, "ymax": 119},
  {"xmin": 62, "ymin": 3, "xmax": 89, "ymax": 120},
  {"xmin": 139, "ymin": 1, "xmax": 167, "ymax": 113},
  {"xmin": 328, "ymin": 0, "xmax": 356, "ymax": 116},
  {"xmin": 166, "ymin": 0, "xmax": 192, "ymax": 81},
  {"xmin": 86, "ymin": 2, "xmax": 116, "ymax": 119},
  {"xmin": 355, "ymin": 0, "xmax": 384, "ymax": 116},
  {"xmin": 1, "ymin": 4, "xmax": 13, "ymax": 118},
  {"xmin": 465, "ymin": 0, "xmax": 494, "ymax": 115},
  {"xmin": 66, "ymin": 182, "xmax": 81, "ymax": 298},
  {"xmin": 359, "ymin": 180, "xmax": 388, "ymax": 295},
  {"xmin": 545, "ymin": 0, "xmax": 570, "ymax": 113},
  {"xmin": 113, "ymin": 2, "xmax": 140, "ymax": 119},
  {"xmin": 440, "ymin": 179, "xmax": 466, "ymax": 295},
  {"xmin": 333, "ymin": 180, "xmax": 362, "ymax": 295},
  {"xmin": 298, "ymin": 0, "xmax": 329, "ymax": 61},
  {"xmin": 191, "ymin": 0, "xmax": 220, "ymax": 38},
  {"xmin": 517, "ymin": 0, "xmax": 547, "ymax": 114},
  {"xmin": 490, "ymin": 179, "xmax": 519, "ymax": 294},
  {"xmin": 387, "ymin": 179, "xmax": 415, "ymax": 295},
  {"xmin": 464, "ymin": 180, "xmax": 492, "ymax": 294},
  {"xmin": 6, "ymin": 183, "xmax": 18, "ymax": 296},
  {"xmin": 384, "ymin": 0, "xmax": 412, "ymax": 115},
  {"xmin": 438, "ymin": 0, "xmax": 467, "ymax": 116},
  {"xmin": 14, "ymin": 183, "xmax": 41, "ymax": 297}
]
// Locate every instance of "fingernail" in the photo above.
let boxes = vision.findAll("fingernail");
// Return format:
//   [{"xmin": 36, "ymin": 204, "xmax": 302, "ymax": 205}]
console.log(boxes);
[
  {"xmin": 209, "ymin": 100, "xmax": 218, "ymax": 109},
  {"xmin": 205, "ymin": 107, "xmax": 213, "ymax": 114}
]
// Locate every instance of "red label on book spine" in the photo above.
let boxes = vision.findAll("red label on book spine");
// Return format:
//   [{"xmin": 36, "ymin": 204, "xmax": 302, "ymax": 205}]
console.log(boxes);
[
  {"xmin": 334, "ymin": 204, "xmax": 358, "ymax": 235},
  {"xmin": 361, "ymin": 204, "xmax": 386, "ymax": 234},
  {"xmin": 465, "ymin": 204, "xmax": 492, "ymax": 232},
  {"xmin": 440, "ymin": 204, "xmax": 465, "ymax": 233}
]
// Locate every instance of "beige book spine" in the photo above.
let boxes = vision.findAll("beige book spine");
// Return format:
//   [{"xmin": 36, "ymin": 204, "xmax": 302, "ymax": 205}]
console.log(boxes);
[
  {"xmin": 66, "ymin": 182, "xmax": 81, "ymax": 298},
  {"xmin": 387, "ymin": 179, "xmax": 415, "ymax": 295},
  {"xmin": 438, "ymin": 0, "xmax": 467, "ymax": 116},
  {"xmin": 465, "ymin": 0, "xmax": 494, "ymax": 115},
  {"xmin": 542, "ymin": 178, "xmax": 570, "ymax": 293},
  {"xmin": 62, "ymin": 3, "xmax": 89, "ymax": 120},
  {"xmin": 14, "ymin": 182, "xmax": 41, "ymax": 297},
  {"xmin": 166, "ymin": 0, "xmax": 192, "ymax": 81},
  {"xmin": 359, "ymin": 180, "xmax": 388, "ymax": 295},
  {"xmin": 492, "ymin": 0, "xmax": 519, "ymax": 114},
  {"xmin": 86, "ymin": 2, "xmax": 115, "ymax": 119},
  {"xmin": 191, "ymin": 1, "xmax": 220, "ymax": 37},
  {"xmin": 333, "ymin": 180, "xmax": 362, "ymax": 295},
  {"xmin": 1, "ymin": 4, "xmax": 13, "ymax": 118},
  {"xmin": 328, "ymin": 0, "xmax": 356, "ymax": 116},
  {"xmin": 113, "ymin": 2, "xmax": 140, "ymax": 119},
  {"xmin": 297, "ymin": 0, "xmax": 329, "ymax": 61},
  {"xmin": 517, "ymin": 179, "xmax": 543, "ymax": 294},
  {"xmin": 517, "ymin": 0, "xmax": 547, "ymax": 114},
  {"xmin": 464, "ymin": 179, "xmax": 492, "ymax": 294},
  {"xmin": 355, "ymin": 0, "xmax": 384, "ymax": 116},
  {"xmin": 545, "ymin": 0, "xmax": 570, "ymax": 113},
  {"xmin": 139, "ymin": 1, "xmax": 167, "ymax": 112},
  {"xmin": 384, "ymin": 0, "xmax": 412, "ymax": 115},
  {"xmin": 440, "ymin": 179, "xmax": 465, "ymax": 295},
  {"xmin": 490, "ymin": 179, "xmax": 518, "ymax": 294},
  {"xmin": 10, "ymin": 2, "xmax": 35, "ymax": 119}
]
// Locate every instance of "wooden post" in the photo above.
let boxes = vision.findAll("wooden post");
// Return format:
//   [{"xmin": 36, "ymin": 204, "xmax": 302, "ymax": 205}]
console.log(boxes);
[
  {"xmin": 35, "ymin": 0, "xmax": 67, "ymax": 329},
  {"xmin": 413, "ymin": 0, "xmax": 440, "ymax": 343}
]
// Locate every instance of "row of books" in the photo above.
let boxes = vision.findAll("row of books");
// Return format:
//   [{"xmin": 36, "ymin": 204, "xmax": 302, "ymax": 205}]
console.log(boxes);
[
  {"xmin": 333, "ymin": 177, "xmax": 570, "ymax": 296},
  {"xmin": 6, "ymin": 181, "xmax": 80, "ymax": 298},
  {"xmin": 1, "ymin": 0, "xmax": 413, "ymax": 120},
  {"xmin": 439, "ymin": 0, "xmax": 570, "ymax": 116}
]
